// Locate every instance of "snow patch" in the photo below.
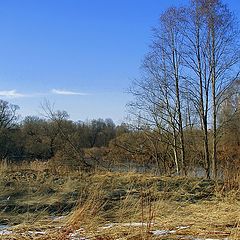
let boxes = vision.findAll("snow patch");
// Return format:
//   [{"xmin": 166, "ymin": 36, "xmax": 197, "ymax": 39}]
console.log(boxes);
[
  {"xmin": 151, "ymin": 229, "xmax": 176, "ymax": 235},
  {"xmin": 176, "ymin": 225, "xmax": 190, "ymax": 230},
  {"xmin": 0, "ymin": 230, "xmax": 13, "ymax": 235},
  {"xmin": 28, "ymin": 231, "xmax": 46, "ymax": 235},
  {"xmin": 100, "ymin": 222, "xmax": 154, "ymax": 229},
  {"xmin": 69, "ymin": 228, "xmax": 88, "ymax": 240}
]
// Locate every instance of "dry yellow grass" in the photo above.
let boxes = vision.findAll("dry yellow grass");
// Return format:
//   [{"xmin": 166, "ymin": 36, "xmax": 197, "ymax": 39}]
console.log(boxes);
[{"xmin": 0, "ymin": 161, "xmax": 239, "ymax": 239}]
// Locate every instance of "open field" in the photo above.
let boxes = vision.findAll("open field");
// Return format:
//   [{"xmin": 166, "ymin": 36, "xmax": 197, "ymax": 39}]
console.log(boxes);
[
  {"xmin": 1, "ymin": 0, "xmax": 240, "ymax": 239},
  {"xmin": 0, "ymin": 161, "xmax": 239, "ymax": 240}
]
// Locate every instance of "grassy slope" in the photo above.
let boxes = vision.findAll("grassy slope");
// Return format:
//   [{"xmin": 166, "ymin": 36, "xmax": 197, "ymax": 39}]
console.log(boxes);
[{"xmin": 0, "ymin": 162, "xmax": 239, "ymax": 239}]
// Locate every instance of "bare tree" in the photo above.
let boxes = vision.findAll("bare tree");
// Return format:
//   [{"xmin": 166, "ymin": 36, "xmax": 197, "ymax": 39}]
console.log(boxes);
[
  {"xmin": 195, "ymin": 0, "xmax": 239, "ymax": 178},
  {"xmin": 0, "ymin": 100, "xmax": 19, "ymax": 130},
  {"xmin": 129, "ymin": 7, "xmax": 189, "ymax": 175},
  {"xmin": 180, "ymin": 1, "xmax": 213, "ymax": 178},
  {"xmin": 129, "ymin": 73, "xmax": 181, "ymax": 175},
  {"xmin": 41, "ymin": 100, "xmax": 92, "ymax": 170},
  {"xmin": 160, "ymin": 7, "xmax": 187, "ymax": 175},
  {"xmin": 130, "ymin": 0, "xmax": 239, "ymax": 179}
]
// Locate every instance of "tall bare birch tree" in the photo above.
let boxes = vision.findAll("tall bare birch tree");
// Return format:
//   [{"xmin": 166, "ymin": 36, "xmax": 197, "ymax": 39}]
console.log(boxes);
[
  {"xmin": 129, "ymin": 0, "xmax": 239, "ymax": 178},
  {"xmin": 129, "ymin": 8, "xmax": 187, "ymax": 175},
  {"xmin": 195, "ymin": 0, "xmax": 239, "ymax": 178},
  {"xmin": 181, "ymin": 1, "xmax": 212, "ymax": 178}
]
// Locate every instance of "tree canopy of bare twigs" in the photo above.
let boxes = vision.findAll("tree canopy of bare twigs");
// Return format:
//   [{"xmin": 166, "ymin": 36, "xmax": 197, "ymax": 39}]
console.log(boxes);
[{"xmin": 129, "ymin": 0, "xmax": 240, "ymax": 178}]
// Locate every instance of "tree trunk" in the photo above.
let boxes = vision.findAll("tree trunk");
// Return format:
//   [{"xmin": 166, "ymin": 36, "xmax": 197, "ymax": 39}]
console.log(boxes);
[{"xmin": 211, "ymin": 23, "xmax": 217, "ymax": 180}]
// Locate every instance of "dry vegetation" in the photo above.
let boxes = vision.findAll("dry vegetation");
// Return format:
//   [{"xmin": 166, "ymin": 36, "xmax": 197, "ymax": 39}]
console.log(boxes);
[
  {"xmin": 0, "ymin": 0, "xmax": 240, "ymax": 239},
  {"xmin": 0, "ymin": 161, "xmax": 239, "ymax": 240}
]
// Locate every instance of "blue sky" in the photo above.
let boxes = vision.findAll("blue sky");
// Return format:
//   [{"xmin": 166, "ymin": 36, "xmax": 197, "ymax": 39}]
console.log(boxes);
[{"xmin": 0, "ymin": 0, "xmax": 239, "ymax": 123}]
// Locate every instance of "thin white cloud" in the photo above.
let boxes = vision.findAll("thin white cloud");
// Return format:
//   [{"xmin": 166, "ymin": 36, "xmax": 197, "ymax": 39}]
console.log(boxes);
[
  {"xmin": 0, "ymin": 90, "xmax": 26, "ymax": 98},
  {"xmin": 51, "ymin": 89, "xmax": 89, "ymax": 96},
  {"xmin": 0, "ymin": 89, "xmax": 89, "ymax": 99}
]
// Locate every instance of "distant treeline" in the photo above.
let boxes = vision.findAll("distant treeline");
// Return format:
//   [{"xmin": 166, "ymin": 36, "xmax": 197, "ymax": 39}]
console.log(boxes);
[
  {"xmin": 0, "ymin": 99, "xmax": 128, "ymax": 162},
  {"xmin": 0, "ymin": 98, "xmax": 240, "ymax": 188}
]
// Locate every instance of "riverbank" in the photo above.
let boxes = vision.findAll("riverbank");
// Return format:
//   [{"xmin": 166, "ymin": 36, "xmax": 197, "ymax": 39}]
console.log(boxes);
[{"xmin": 0, "ymin": 162, "xmax": 239, "ymax": 239}]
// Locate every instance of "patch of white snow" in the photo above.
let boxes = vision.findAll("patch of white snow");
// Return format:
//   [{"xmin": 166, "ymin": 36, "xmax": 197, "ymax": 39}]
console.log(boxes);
[{"xmin": 0, "ymin": 230, "xmax": 13, "ymax": 235}]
